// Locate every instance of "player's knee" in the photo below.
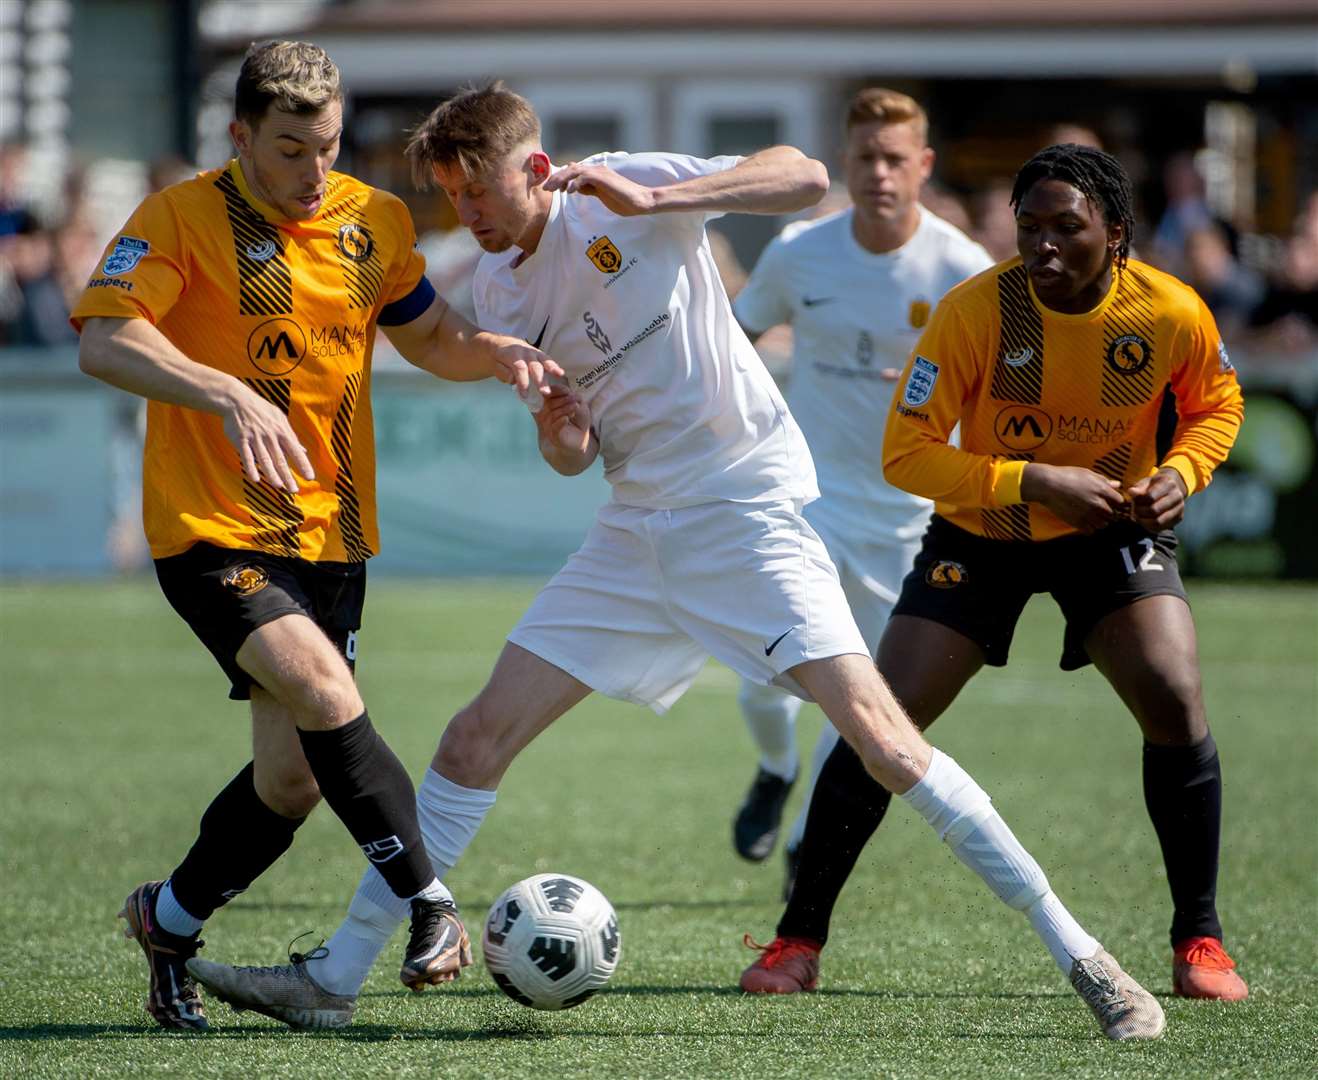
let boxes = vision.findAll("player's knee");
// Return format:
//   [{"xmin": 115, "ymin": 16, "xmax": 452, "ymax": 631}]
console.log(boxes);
[
  {"xmin": 433, "ymin": 706, "xmax": 501, "ymax": 788},
  {"xmin": 267, "ymin": 660, "xmax": 363, "ymax": 728},
  {"xmin": 1133, "ymin": 666, "xmax": 1206, "ymax": 744},
  {"xmin": 257, "ymin": 767, "xmax": 321, "ymax": 819}
]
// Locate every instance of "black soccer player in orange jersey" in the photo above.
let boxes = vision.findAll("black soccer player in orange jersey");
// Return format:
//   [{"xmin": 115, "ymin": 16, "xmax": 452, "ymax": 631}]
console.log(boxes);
[
  {"xmin": 72, "ymin": 41, "xmax": 560, "ymax": 1031},
  {"xmin": 740, "ymin": 144, "xmax": 1249, "ymax": 1003}
]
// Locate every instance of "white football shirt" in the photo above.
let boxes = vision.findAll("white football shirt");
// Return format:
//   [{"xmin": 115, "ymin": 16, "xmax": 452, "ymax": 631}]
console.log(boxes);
[
  {"xmin": 734, "ymin": 206, "xmax": 992, "ymax": 540},
  {"xmin": 474, "ymin": 152, "xmax": 817, "ymax": 510}
]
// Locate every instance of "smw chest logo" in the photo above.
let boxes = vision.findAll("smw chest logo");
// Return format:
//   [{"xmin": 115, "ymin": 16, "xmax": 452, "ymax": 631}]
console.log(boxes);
[{"xmin": 247, "ymin": 318, "xmax": 307, "ymax": 375}]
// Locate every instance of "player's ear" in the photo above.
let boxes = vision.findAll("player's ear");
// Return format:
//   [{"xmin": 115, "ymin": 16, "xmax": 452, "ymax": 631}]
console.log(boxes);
[
  {"xmin": 229, "ymin": 119, "xmax": 252, "ymax": 156},
  {"xmin": 920, "ymin": 146, "xmax": 936, "ymax": 182},
  {"xmin": 1106, "ymin": 219, "xmax": 1123, "ymax": 254},
  {"xmin": 527, "ymin": 151, "xmax": 552, "ymax": 186}
]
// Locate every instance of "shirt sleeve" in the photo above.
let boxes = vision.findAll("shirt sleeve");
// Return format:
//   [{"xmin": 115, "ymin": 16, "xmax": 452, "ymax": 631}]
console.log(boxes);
[
  {"xmin": 376, "ymin": 197, "xmax": 433, "ymax": 325},
  {"xmin": 69, "ymin": 193, "xmax": 187, "ymax": 331},
  {"xmin": 883, "ymin": 295, "xmax": 1028, "ymax": 507},
  {"xmin": 1161, "ymin": 296, "xmax": 1245, "ymax": 495},
  {"xmin": 732, "ymin": 233, "xmax": 791, "ymax": 333},
  {"xmin": 596, "ymin": 151, "xmax": 743, "ymax": 223}
]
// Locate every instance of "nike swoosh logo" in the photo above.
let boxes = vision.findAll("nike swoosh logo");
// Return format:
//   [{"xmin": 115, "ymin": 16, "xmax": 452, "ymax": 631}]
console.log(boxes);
[
  {"xmin": 764, "ymin": 627, "xmax": 797, "ymax": 656},
  {"xmin": 801, "ymin": 296, "xmax": 836, "ymax": 308},
  {"xmin": 530, "ymin": 317, "xmax": 550, "ymax": 349}
]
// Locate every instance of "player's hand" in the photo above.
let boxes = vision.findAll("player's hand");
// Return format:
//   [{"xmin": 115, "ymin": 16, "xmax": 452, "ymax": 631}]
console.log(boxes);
[
  {"xmin": 223, "ymin": 386, "xmax": 315, "ymax": 494},
  {"xmin": 490, "ymin": 338, "xmax": 565, "ymax": 407},
  {"xmin": 544, "ymin": 163, "xmax": 658, "ymax": 216},
  {"xmin": 1020, "ymin": 463, "xmax": 1125, "ymax": 533},
  {"xmin": 535, "ymin": 385, "xmax": 593, "ymax": 455},
  {"xmin": 1126, "ymin": 468, "xmax": 1187, "ymax": 531},
  {"xmin": 880, "ymin": 367, "xmax": 902, "ymax": 381}
]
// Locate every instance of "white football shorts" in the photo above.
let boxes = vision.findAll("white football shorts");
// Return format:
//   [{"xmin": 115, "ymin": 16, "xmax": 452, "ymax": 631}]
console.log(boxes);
[
  {"xmin": 804, "ymin": 503, "xmax": 928, "ymax": 653},
  {"xmin": 507, "ymin": 499, "xmax": 868, "ymax": 713}
]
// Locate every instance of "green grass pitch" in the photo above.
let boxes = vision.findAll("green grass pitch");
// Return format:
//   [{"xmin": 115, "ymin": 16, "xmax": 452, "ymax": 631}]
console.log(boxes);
[{"xmin": 2, "ymin": 577, "xmax": 1315, "ymax": 1079}]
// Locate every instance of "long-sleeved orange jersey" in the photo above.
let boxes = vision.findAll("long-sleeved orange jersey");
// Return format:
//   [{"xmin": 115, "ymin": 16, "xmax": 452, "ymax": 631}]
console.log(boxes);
[
  {"xmin": 882, "ymin": 256, "xmax": 1244, "ymax": 542},
  {"xmin": 72, "ymin": 161, "xmax": 431, "ymax": 561}
]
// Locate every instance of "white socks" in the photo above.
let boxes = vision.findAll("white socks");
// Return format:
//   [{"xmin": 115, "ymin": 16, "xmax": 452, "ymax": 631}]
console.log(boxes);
[
  {"xmin": 901, "ymin": 749, "xmax": 1099, "ymax": 974},
  {"xmin": 305, "ymin": 769, "xmax": 497, "ymax": 997},
  {"xmin": 155, "ymin": 880, "xmax": 204, "ymax": 938},
  {"xmin": 738, "ymin": 678, "xmax": 801, "ymax": 780}
]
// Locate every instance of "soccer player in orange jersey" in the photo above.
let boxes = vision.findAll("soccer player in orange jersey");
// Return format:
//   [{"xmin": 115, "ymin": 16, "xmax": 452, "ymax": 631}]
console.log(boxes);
[
  {"xmin": 741, "ymin": 144, "xmax": 1249, "ymax": 1003},
  {"xmin": 72, "ymin": 42, "xmax": 559, "ymax": 1031}
]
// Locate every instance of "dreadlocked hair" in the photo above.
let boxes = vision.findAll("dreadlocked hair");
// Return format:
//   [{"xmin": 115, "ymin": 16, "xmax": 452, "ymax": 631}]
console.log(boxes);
[{"xmin": 1010, "ymin": 144, "xmax": 1134, "ymax": 269}]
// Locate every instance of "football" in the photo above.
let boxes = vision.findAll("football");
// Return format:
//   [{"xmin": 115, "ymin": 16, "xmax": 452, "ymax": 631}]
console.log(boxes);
[{"xmin": 482, "ymin": 873, "xmax": 621, "ymax": 1010}]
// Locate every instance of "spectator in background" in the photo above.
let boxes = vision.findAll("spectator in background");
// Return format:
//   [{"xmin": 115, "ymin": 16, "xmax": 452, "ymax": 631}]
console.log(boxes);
[
  {"xmin": 1249, "ymin": 191, "xmax": 1318, "ymax": 353},
  {"xmin": 1152, "ymin": 152, "xmax": 1214, "ymax": 278},
  {"xmin": 970, "ymin": 179, "xmax": 1018, "ymax": 261},
  {"xmin": 1184, "ymin": 222, "xmax": 1264, "ymax": 335}
]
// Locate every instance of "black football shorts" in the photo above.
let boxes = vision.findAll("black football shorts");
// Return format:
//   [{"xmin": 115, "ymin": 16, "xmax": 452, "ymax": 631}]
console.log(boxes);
[
  {"xmin": 154, "ymin": 542, "xmax": 366, "ymax": 699},
  {"xmin": 892, "ymin": 515, "xmax": 1188, "ymax": 670}
]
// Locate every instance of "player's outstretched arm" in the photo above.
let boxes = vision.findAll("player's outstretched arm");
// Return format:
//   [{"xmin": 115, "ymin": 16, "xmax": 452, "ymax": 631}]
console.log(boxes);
[
  {"xmin": 79, "ymin": 316, "xmax": 313, "ymax": 493},
  {"xmin": 533, "ymin": 387, "xmax": 598, "ymax": 476},
  {"xmin": 383, "ymin": 292, "xmax": 564, "ymax": 401},
  {"xmin": 545, "ymin": 146, "xmax": 829, "ymax": 218}
]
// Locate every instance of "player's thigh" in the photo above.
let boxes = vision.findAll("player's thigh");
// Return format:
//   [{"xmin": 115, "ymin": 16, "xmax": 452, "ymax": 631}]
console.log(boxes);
[
  {"xmin": 154, "ymin": 543, "xmax": 316, "ymax": 702},
  {"xmin": 1050, "ymin": 521, "xmax": 1192, "ymax": 673},
  {"xmin": 249, "ymin": 689, "xmax": 320, "ymax": 817},
  {"xmin": 876, "ymin": 615, "xmax": 985, "ymax": 727},
  {"xmin": 508, "ymin": 504, "xmax": 706, "ymax": 713},
  {"xmin": 1085, "ymin": 594, "xmax": 1207, "ymax": 745},
  {"xmin": 655, "ymin": 500, "xmax": 869, "ymax": 697},
  {"xmin": 237, "ymin": 612, "xmax": 363, "ymax": 728},
  {"xmin": 434, "ymin": 642, "xmax": 593, "ymax": 787}
]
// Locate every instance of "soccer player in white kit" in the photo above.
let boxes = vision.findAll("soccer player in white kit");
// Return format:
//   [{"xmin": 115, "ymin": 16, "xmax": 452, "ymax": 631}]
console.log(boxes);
[
  {"xmin": 188, "ymin": 83, "xmax": 1164, "ymax": 1041},
  {"xmin": 729, "ymin": 89, "xmax": 993, "ymax": 892}
]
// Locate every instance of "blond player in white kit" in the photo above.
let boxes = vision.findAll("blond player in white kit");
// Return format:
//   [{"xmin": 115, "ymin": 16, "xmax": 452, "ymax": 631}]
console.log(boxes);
[
  {"xmin": 729, "ymin": 89, "xmax": 992, "ymax": 892},
  {"xmin": 188, "ymin": 82, "xmax": 1164, "ymax": 1042}
]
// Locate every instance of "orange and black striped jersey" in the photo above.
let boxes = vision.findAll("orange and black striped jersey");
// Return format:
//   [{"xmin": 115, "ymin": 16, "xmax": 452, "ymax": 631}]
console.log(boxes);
[
  {"xmin": 883, "ymin": 256, "xmax": 1244, "ymax": 542},
  {"xmin": 71, "ymin": 160, "xmax": 434, "ymax": 561}
]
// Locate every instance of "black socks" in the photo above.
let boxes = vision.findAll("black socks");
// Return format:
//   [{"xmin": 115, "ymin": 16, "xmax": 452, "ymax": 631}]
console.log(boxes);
[
  {"xmin": 1143, "ymin": 733, "xmax": 1225, "ymax": 944},
  {"xmin": 297, "ymin": 711, "xmax": 434, "ymax": 899},
  {"xmin": 169, "ymin": 762, "xmax": 305, "ymax": 920},
  {"xmin": 777, "ymin": 739, "xmax": 893, "ymax": 946}
]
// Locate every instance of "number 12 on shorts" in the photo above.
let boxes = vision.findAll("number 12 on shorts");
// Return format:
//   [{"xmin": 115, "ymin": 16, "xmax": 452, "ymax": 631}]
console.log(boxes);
[{"xmin": 1119, "ymin": 538, "xmax": 1165, "ymax": 575}]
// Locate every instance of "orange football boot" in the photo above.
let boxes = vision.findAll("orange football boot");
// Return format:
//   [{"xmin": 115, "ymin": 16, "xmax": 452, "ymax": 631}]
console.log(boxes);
[
  {"xmin": 739, "ymin": 934, "xmax": 821, "ymax": 994},
  {"xmin": 1173, "ymin": 936, "xmax": 1249, "ymax": 1001}
]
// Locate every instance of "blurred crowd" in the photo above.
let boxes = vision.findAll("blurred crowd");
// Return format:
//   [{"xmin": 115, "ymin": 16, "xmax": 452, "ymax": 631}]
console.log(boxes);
[{"xmin": 3, "ymin": 136, "xmax": 1316, "ymax": 360}]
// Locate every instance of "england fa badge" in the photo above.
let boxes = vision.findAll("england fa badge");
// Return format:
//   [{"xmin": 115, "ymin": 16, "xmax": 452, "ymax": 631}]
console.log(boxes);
[{"xmin": 102, "ymin": 236, "xmax": 150, "ymax": 276}]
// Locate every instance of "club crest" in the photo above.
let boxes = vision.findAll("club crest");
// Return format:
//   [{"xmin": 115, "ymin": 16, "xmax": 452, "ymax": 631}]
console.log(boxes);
[
  {"xmin": 1106, "ymin": 333, "xmax": 1151, "ymax": 376},
  {"xmin": 223, "ymin": 565, "xmax": 270, "ymax": 596},
  {"xmin": 586, "ymin": 235, "xmax": 622, "ymax": 273},
  {"xmin": 908, "ymin": 299, "xmax": 931, "ymax": 328},
  {"xmin": 1003, "ymin": 346, "xmax": 1033, "ymax": 367},
  {"xmin": 926, "ymin": 560, "xmax": 968, "ymax": 588},
  {"xmin": 337, "ymin": 223, "xmax": 374, "ymax": 262},
  {"xmin": 102, "ymin": 236, "xmax": 149, "ymax": 276}
]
